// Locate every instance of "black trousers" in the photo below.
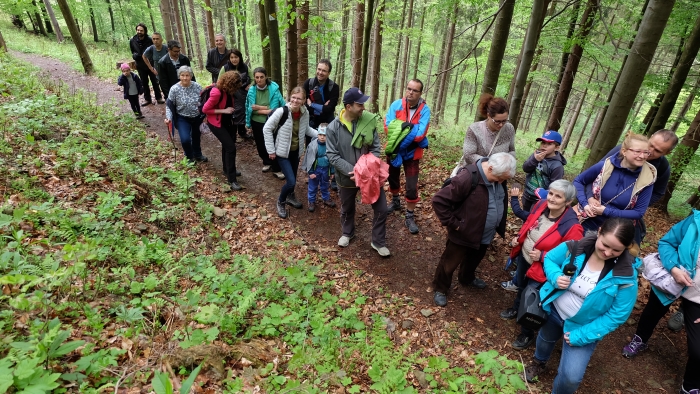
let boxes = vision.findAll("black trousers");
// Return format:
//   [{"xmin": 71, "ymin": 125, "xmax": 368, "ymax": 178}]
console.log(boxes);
[
  {"xmin": 635, "ymin": 290, "xmax": 700, "ymax": 389},
  {"xmin": 208, "ymin": 123, "xmax": 237, "ymax": 183},
  {"xmin": 251, "ymin": 120, "xmax": 280, "ymax": 171},
  {"xmin": 136, "ymin": 65, "xmax": 162, "ymax": 103},
  {"xmin": 126, "ymin": 95, "xmax": 141, "ymax": 115},
  {"xmin": 234, "ymin": 123, "xmax": 247, "ymax": 140},
  {"xmin": 432, "ymin": 240, "xmax": 488, "ymax": 294}
]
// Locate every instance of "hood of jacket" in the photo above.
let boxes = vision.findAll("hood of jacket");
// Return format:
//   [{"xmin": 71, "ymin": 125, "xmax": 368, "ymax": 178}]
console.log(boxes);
[{"xmin": 602, "ymin": 155, "xmax": 657, "ymax": 199}]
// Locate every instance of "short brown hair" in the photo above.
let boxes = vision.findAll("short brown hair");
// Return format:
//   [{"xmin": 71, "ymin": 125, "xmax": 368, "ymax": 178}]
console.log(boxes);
[
  {"xmin": 289, "ymin": 86, "xmax": 306, "ymax": 100},
  {"xmin": 478, "ymin": 93, "xmax": 509, "ymax": 118},
  {"xmin": 218, "ymin": 71, "xmax": 242, "ymax": 95}
]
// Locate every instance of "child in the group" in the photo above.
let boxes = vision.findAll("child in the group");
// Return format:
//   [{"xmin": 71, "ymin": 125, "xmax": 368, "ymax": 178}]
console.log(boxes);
[
  {"xmin": 522, "ymin": 130, "xmax": 566, "ymax": 211},
  {"xmin": 117, "ymin": 63, "xmax": 145, "ymax": 119},
  {"xmin": 301, "ymin": 125, "xmax": 336, "ymax": 212}
]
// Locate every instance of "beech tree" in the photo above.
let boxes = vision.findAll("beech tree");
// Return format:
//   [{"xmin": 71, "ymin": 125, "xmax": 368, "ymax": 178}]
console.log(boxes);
[
  {"xmin": 42, "ymin": 0, "xmax": 64, "ymax": 42},
  {"xmin": 55, "ymin": 0, "xmax": 95, "ymax": 75}
]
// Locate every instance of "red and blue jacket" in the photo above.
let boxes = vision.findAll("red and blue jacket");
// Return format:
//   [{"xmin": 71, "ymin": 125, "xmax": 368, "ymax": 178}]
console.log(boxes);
[
  {"xmin": 510, "ymin": 198, "xmax": 584, "ymax": 283},
  {"xmin": 384, "ymin": 97, "xmax": 430, "ymax": 162}
]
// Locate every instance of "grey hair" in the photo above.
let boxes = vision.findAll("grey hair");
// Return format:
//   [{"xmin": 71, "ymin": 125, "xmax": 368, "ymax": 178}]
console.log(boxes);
[
  {"xmin": 651, "ymin": 129, "xmax": 679, "ymax": 150},
  {"xmin": 548, "ymin": 179, "xmax": 576, "ymax": 202},
  {"xmin": 215, "ymin": 33, "xmax": 225, "ymax": 40},
  {"xmin": 488, "ymin": 152, "xmax": 516, "ymax": 177},
  {"xmin": 177, "ymin": 66, "xmax": 193, "ymax": 77}
]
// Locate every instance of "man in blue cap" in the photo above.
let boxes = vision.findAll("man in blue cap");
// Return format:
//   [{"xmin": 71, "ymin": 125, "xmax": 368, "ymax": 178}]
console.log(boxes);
[{"xmin": 521, "ymin": 130, "xmax": 567, "ymax": 211}]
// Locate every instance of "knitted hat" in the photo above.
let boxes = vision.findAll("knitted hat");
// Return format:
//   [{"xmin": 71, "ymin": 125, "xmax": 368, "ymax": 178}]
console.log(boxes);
[{"xmin": 120, "ymin": 63, "xmax": 131, "ymax": 71}]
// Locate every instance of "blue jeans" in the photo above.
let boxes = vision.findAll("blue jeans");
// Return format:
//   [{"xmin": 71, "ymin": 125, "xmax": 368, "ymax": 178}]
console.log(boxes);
[
  {"xmin": 534, "ymin": 306, "xmax": 598, "ymax": 394},
  {"xmin": 176, "ymin": 116, "xmax": 203, "ymax": 160},
  {"xmin": 277, "ymin": 149, "xmax": 300, "ymax": 203},
  {"xmin": 307, "ymin": 166, "xmax": 331, "ymax": 203},
  {"xmin": 511, "ymin": 253, "xmax": 542, "ymax": 337}
]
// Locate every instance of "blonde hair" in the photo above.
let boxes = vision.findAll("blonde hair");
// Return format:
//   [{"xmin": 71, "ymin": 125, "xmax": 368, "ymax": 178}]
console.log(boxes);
[
  {"xmin": 289, "ymin": 86, "xmax": 306, "ymax": 100},
  {"xmin": 619, "ymin": 132, "xmax": 649, "ymax": 159}
]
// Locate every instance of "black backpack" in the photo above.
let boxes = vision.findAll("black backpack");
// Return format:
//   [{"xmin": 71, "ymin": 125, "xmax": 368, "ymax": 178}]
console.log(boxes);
[
  {"xmin": 197, "ymin": 84, "xmax": 222, "ymax": 119},
  {"xmin": 268, "ymin": 106, "xmax": 289, "ymax": 140},
  {"xmin": 441, "ymin": 166, "xmax": 479, "ymax": 196}
]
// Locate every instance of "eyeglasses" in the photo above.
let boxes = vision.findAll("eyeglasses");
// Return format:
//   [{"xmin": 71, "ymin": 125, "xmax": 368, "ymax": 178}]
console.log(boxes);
[
  {"xmin": 490, "ymin": 118, "xmax": 509, "ymax": 126},
  {"xmin": 627, "ymin": 149, "xmax": 651, "ymax": 157},
  {"xmin": 406, "ymin": 88, "xmax": 422, "ymax": 93}
]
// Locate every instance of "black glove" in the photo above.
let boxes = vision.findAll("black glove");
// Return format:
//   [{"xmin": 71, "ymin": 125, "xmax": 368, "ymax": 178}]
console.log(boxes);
[{"xmin": 401, "ymin": 121, "xmax": 412, "ymax": 130}]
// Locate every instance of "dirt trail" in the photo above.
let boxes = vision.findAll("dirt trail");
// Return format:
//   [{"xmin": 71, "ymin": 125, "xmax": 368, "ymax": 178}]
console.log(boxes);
[{"xmin": 15, "ymin": 50, "xmax": 689, "ymax": 393}]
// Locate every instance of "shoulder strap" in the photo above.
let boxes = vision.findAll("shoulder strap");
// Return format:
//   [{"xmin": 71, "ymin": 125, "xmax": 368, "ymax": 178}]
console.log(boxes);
[
  {"xmin": 273, "ymin": 106, "xmax": 289, "ymax": 136},
  {"xmin": 468, "ymin": 168, "xmax": 479, "ymax": 196},
  {"xmin": 539, "ymin": 240, "xmax": 579, "ymax": 305},
  {"xmin": 487, "ymin": 126, "xmax": 504, "ymax": 157}
]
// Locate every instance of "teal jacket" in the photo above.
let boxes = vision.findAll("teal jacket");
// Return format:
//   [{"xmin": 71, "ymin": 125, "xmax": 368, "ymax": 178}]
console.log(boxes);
[
  {"xmin": 654, "ymin": 209, "xmax": 700, "ymax": 306},
  {"xmin": 540, "ymin": 236, "xmax": 640, "ymax": 347},
  {"xmin": 245, "ymin": 80, "xmax": 286, "ymax": 128}
]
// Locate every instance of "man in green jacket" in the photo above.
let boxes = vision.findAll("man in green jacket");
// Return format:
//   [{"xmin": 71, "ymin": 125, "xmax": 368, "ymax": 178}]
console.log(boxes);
[{"xmin": 326, "ymin": 88, "xmax": 390, "ymax": 257}]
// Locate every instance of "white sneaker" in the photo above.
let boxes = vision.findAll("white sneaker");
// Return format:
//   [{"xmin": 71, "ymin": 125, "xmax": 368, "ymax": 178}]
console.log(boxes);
[
  {"xmin": 262, "ymin": 165, "xmax": 271, "ymax": 172},
  {"xmin": 338, "ymin": 234, "xmax": 354, "ymax": 247},
  {"xmin": 371, "ymin": 242, "xmax": 391, "ymax": 257},
  {"xmin": 273, "ymin": 172, "xmax": 286, "ymax": 180},
  {"xmin": 500, "ymin": 280, "xmax": 518, "ymax": 292}
]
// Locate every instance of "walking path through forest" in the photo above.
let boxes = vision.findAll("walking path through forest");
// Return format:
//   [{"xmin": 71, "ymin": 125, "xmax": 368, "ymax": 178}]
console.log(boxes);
[{"xmin": 16, "ymin": 50, "xmax": 691, "ymax": 393}]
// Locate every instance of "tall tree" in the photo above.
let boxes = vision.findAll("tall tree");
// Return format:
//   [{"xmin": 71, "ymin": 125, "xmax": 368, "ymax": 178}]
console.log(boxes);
[
  {"xmin": 31, "ymin": 0, "xmax": 48, "ymax": 36},
  {"xmin": 350, "ymin": 1, "xmax": 364, "ymax": 87},
  {"xmin": 0, "ymin": 28, "xmax": 6, "ymax": 52},
  {"xmin": 389, "ymin": 0, "xmax": 408, "ymax": 102},
  {"xmin": 286, "ymin": 0, "xmax": 299, "ymax": 92},
  {"xmin": 87, "ymin": 0, "xmax": 99, "ymax": 42},
  {"xmin": 258, "ymin": 1, "xmax": 271, "ymax": 72},
  {"xmin": 642, "ymin": 36, "xmax": 686, "ymax": 135},
  {"xmin": 412, "ymin": 9, "xmax": 425, "ymax": 80},
  {"xmin": 546, "ymin": 0, "xmax": 598, "ymax": 132},
  {"xmin": 508, "ymin": 0, "xmax": 547, "ymax": 131},
  {"xmin": 145, "ymin": 0, "xmax": 157, "ymax": 35},
  {"xmin": 671, "ymin": 75, "xmax": 700, "ymax": 131},
  {"xmin": 370, "ymin": 0, "xmax": 385, "ymax": 113},
  {"xmin": 203, "ymin": 0, "xmax": 215, "ymax": 48},
  {"xmin": 436, "ymin": 3, "xmax": 458, "ymax": 125},
  {"xmin": 179, "ymin": 0, "xmax": 194, "ymax": 61},
  {"xmin": 648, "ymin": 13, "xmax": 700, "ymax": 134},
  {"xmin": 546, "ymin": 0, "xmax": 581, "ymax": 118},
  {"xmin": 660, "ymin": 107, "xmax": 700, "ymax": 211},
  {"xmin": 159, "ymin": 0, "xmax": 174, "ymax": 40},
  {"xmin": 359, "ymin": 0, "xmax": 375, "ymax": 91},
  {"xmin": 297, "ymin": 0, "xmax": 309, "ymax": 83},
  {"xmin": 187, "ymin": 0, "xmax": 204, "ymax": 68},
  {"xmin": 239, "ymin": 1, "xmax": 250, "ymax": 60},
  {"xmin": 171, "ymin": 0, "xmax": 186, "ymax": 49},
  {"xmin": 55, "ymin": 0, "xmax": 95, "ymax": 75},
  {"xmin": 105, "ymin": 0, "xmax": 115, "ymax": 41},
  {"xmin": 336, "ymin": 2, "xmax": 350, "ymax": 89},
  {"xmin": 399, "ymin": 0, "xmax": 415, "ymax": 90},
  {"xmin": 225, "ymin": 0, "xmax": 238, "ymax": 48},
  {"xmin": 264, "ymin": 0, "xmax": 283, "ymax": 85},
  {"xmin": 585, "ymin": 0, "xmax": 677, "ymax": 168},
  {"xmin": 477, "ymin": 0, "xmax": 515, "ymax": 121},
  {"xmin": 42, "ymin": 0, "xmax": 64, "ymax": 42}
]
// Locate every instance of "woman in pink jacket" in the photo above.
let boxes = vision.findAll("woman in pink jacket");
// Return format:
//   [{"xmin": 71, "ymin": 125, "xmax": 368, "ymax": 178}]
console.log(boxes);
[{"xmin": 202, "ymin": 71, "xmax": 243, "ymax": 191}]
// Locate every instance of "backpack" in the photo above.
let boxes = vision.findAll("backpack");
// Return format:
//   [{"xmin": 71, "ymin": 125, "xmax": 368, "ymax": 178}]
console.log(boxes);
[
  {"xmin": 268, "ymin": 106, "xmax": 289, "ymax": 140},
  {"xmin": 198, "ymin": 84, "xmax": 223, "ymax": 119},
  {"xmin": 308, "ymin": 78, "xmax": 335, "ymax": 100},
  {"xmin": 441, "ymin": 166, "xmax": 479, "ymax": 197}
]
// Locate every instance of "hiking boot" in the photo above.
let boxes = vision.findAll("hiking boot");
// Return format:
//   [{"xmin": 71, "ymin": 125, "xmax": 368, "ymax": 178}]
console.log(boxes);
[
  {"xmin": 469, "ymin": 278, "xmax": 487, "ymax": 289},
  {"xmin": 286, "ymin": 193, "xmax": 302, "ymax": 209},
  {"xmin": 157, "ymin": 99, "xmax": 165, "ymax": 104},
  {"xmin": 308, "ymin": 202, "xmax": 315, "ymax": 212},
  {"xmin": 405, "ymin": 211, "xmax": 419, "ymax": 234},
  {"xmin": 276, "ymin": 200, "xmax": 287, "ymax": 218},
  {"xmin": 273, "ymin": 171, "xmax": 286, "ymax": 180},
  {"xmin": 142, "ymin": 101, "xmax": 153, "ymax": 106},
  {"xmin": 434, "ymin": 291, "xmax": 447, "ymax": 307},
  {"xmin": 500, "ymin": 308, "xmax": 518, "ymax": 320},
  {"xmin": 501, "ymin": 280, "xmax": 518, "ymax": 292},
  {"xmin": 680, "ymin": 383, "xmax": 700, "ymax": 394},
  {"xmin": 338, "ymin": 234, "xmax": 354, "ymax": 247},
  {"xmin": 371, "ymin": 242, "xmax": 391, "ymax": 257},
  {"xmin": 262, "ymin": 165, "xmax": 272, "ymax": 172},
  {"xmin": 136, "ymin": 114, "xmax": 145, "ymax": 119},
  {"xmin": 194, "ymin": 155, "xmax": 209, "ymax": 163},
  {"xmin": 512, "ymin": 333, "xmax": 535, "ymax": 350},
  {"xmin": 524, "ymin": 359, "xmax": 546, "ymax": 383},
  {"xmin": 668, "ymin": 310, "xmax": 684, "ymax": 332},
  {"xmin": 330, "ymin": 179, "xmax": 338, "ymax": 191},
  {"xmin": 229, "ymin": 182, "xmax": 242, "ymax": 191},
  {"xmin": 622, "ymin": 334, "xmax": 648, "ymax": 358},
  {"xmin": 387, "ymin": 195, "xmax": 401, "ymax": 213},
  {"xmin": 236, "ymin": 170, "xmax": 242, "ymax": 177},
  {"xmin": 323, "ymin": 199, "xmax": 336, "ymax": 208}
]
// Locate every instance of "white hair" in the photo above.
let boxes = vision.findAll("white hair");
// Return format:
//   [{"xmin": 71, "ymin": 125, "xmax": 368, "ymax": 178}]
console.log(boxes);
[
  {"xmin": 548, "ymin": 179, "xmax": 576, "ymax": 202},
  {"xmin": 488, "ymin": 152, "xmax": 516, "ymax": 178},
  {"xmin": 177, "ymin": 66, "xmax": 193, "ymax": 77}
]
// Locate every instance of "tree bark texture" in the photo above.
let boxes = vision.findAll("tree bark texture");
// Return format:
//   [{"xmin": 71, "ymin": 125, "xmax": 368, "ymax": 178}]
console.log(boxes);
[
  {"xmin": 258, "ymin": 1, "xmax": 271, "ymax": 74},
  {"xmin": 660, "ymin": 107, "xmax": 700, "ymax": 212},
  {"xmin": 648, "ymin": 13, "xmax": 700, "ymax": 134},
  {"xmin": 286, "ymin": 0, "xmax": 299, "ymax": 92},
  {"xmin": 350, "ymin": 1, "xmax": 365, "ymax": 87},
  {"xmin": 171, "ymin": 0, "xmax": 186, "ymax": 49},
  {"xmin": 336, "ymin": 2, "xmax": 350, "ymax": 89},
  {"xmin": 55, "ymin": 0, "xmax": 95, "ymax": 75},
  {"xmin": 87, "ymin": 0, "xmax": 99, "ymax": 42},
  {"xmin": 359, "ymin": 0, "xmax": 375, "ymax": 92},
  {"xmin": 436, "ymin": 3, "xmax": 458, "ymax": 125},
  {"xmin": 412, "ymin": 9, "xmax": 425, "ymax": 80},
  {"xmin": 0, "ymin": 28, "xmax": 6, "ymax": 52},
  {"xmin": 370, "ymin": 1, "xmax": 385, "ymax": 113},
  {"xmin": 546, "ymin": 0, "xmax": 598, "ymax": 132},
  {"xmin": 586, "ymin": 0, "xmax": 675, "ymax": 168},
  {"xmin": 548, "ymin": 0, "xmax": 581, "ymax": 118},
  {"xmin": 642, "ymin": 35, "xmax": 686, "ymax": 135},
  {"xmin": 225, "ymin": 0, "xmax": 238, "ymax": 48},
  {"xmin": 41, "ymin": 0, "xmax": 64, "ymax": 42},
  {"xmin": 400, "ymin": 0, "xmax": 415, "ymax": 90},
  {"xmin": 389, "ymin": 0, "xmax": 408, "ymax": 102},
  {"xmin": 297, "ymin": 0, "xmax": 309, "ymax": 84},
  {"xmin": 264, "ymin": 0, "xmax": 283, "ymax": 85},
  {"xmin": 179, "ymin": 0, "xmax": 194, "ymax": 59},
  {"xmin": 187, "ymin": 0, "xmax": 204, "ymax": 69},
  {"xmin": 159, "ymin": 0, "xmax": 174, "ymax": 41},
  {"xmin": 32, "ymin": 0, "xmax": 47, "ymax": 36},
  {"xmin": 204, "ymin": 0, "xmax": 215, "ymax": 50},
  {"xmin": 146, "ymin": 0, "xmax": 157, "ymax": 36}
]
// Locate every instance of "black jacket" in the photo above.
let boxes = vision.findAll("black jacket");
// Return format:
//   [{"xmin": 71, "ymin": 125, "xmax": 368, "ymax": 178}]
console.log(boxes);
[
  {"xmin": 303, "ymin": 77, "xmax": 339, "ymax": 127},
  {"xmin": 206, "ymin": 47, "xmax": 230, "ymax": 83},
  {"xmin": 157, "ymin": 55, "xmax": 194, "ymax": 98},
  {"xmin": 129, "ymin": 34, "xmax": 153, "ymax": 68}
]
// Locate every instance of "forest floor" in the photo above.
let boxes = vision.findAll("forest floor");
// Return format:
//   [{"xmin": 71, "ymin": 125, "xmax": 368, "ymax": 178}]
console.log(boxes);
[{"xmin": 8, "ymin": 50, "xmax": 692, "ymax": 393}]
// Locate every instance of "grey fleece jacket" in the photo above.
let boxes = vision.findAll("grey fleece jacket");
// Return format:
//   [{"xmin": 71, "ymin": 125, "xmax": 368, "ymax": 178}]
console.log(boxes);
[
  {"xmin": 263, "ymin": 104, "xmax": 317, "ymax": 159},
  {"xmin": 325, "ymin": 113, "xmax": 382, "ymax": 188}
]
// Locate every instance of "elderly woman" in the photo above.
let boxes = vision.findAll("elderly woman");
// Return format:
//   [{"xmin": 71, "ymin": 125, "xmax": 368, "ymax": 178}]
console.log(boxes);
[
  {"xmin": 263, "ymin": 87, "xmax": 317, "ymax": 218},
  {"xmin": 164, "ymin": 66, "xmax": 207, "ymax": 164},
  {"xmin": 202, "ymin": 70, "xmax": 242, "ymax": 191},
  {"xmin": 573, "ymin": 132, "xmax": 656, "ymax": 236},
  {"xmin": 621, "ymin": 210, "xmax": 700, "ymax": 394},
  {"xmin": 525, "ymin": 218, "xmax": 640, "ymax": 394},
  {"xmin": 218, "ymin": 48, "xmax": 251, "ymax": 141},
  {"xmin": 432, "ymin": 152, "xmax": 516, "ymax": 307},
  {"xmin": 500, "ymin": 180, "xmax": 584, "ymax": 350}
]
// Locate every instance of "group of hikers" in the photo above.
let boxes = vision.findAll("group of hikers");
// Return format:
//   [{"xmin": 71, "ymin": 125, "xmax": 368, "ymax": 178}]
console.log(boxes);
[{"xmin": 118, "ymin": 23, "xmax": 700, "ymax": 394}]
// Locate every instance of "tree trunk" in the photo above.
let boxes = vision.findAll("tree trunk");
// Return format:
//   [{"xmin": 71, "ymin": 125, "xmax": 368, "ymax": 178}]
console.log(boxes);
[
  {"xmin": 258, "ymin": 1, "xmax": 271, "ymax": 73},
  {"xmin": 642, "ymin": 35, "xmax": 686, "ymax": 135},
  {"xmin": 336, "ymin": 2, "xmax": 349, "ymax": 89},
  {"xmin": 159, "ymin": 0, "xmax": 174, "ymax": 41},
  {"xmin": 286, "ymin": 0, "xmax": 299, "ymax": 92},
  {"xmin": 546, "ymin": 0, "xmax": 598, "ymax": 132},
  {"xmin": 412, "ymin": 8, "xmax": 425, "ymax": 80},
  {"xmin": 671, "ymin": 75, "xmax": 700, "ymax": 131},
  {"xmin": 145, "ymin": 0, "xmax": 157, "ymax": 35},
  {"xmin": 523, "ymin": 84, "xmax": 541, "ymax": 132},
  {"xmin": 370, "ymin": 0, "xmax": 385, "ymax": 113},
  {"xmin": 389, "ymin": 0, "xmax": 408, "ymax": 102},
  {"xmin": 225, "ymin": 0, "xmax": 238, "ymax": 48},
  {"xmin": 399, "ymin": 0, "xmax": 415, "ymax": 90},
  {"xmin": 0, "ymin": 28, "xmax": 6, "ymax": 52},
  {"xmin": 660, "ymin": 107, "xmax": 700, "ymax": 212},
  {"xmin": 264, "ymin": 0, "xmax": 283, "ymax": 85},
  {"xmin": 179, "ymin": 0, "xmax": 194, "ymax": 59},
  {"xmin": 316, "ymin": 0, "xmax": 322, "ymax": 62},
  {"xmin": 455, "ymin": 77, "xmax": 466, "ymax": 124},
  {"xmin": 87, "ymin": 0, "xmax": 99, "ymax": 42},
  {"xmin": 573, "ymin": 105, "xmax": 595, "ymax": 155},
  {"xmin": 296, "ymin": 0, "xmax": 309, "ymax": 84},
  {"xmin": 240, "ymin": 1, "xmax": 250, "ymax": 61},
  {"xmin": 562, "ymin": 65, "xmax": 595, "ymax": 150},
  {"xmin": 203, "ymin": 0, "xmax": 215, "ymax": 49},
  {"xmin": 509, "ymin": 0, "xmax": 547, "ymax": 131},
  {"xmin": 42, "ymin": 0, "xmax": 64, "ymax": 42},
  {"xmin": 436, "ymin": 3, "xmax": 458, "ymax": 125},
  {"xmin": 477, "ymin": 0, "xmax": 515, "ymax": 121},
  {"xmin": 649, "ymin": 14, "xmax": 700, "ymax": 134},
  {"xmin": 359, "ymin": 0, "xmax": 375, "ymax": 92},
  {"xmin": 425, "ymin": 54, "xmax": 434, "ymax": 94},
  {"xmin": 55, "ymin": 0, "xmax": 95, "ymax": 75},
  {"xmin": 586, "ymin": 0, "xmax": 676, "ymax": 168},
  {"xmin": 548, "ymin": 0, "xmax": 581, "ymax": 118},
  {"xmin": 187, "ymin": 0, "xmax": 204, "ymax": 68},
  {"xmin": 39, "ymin": 0, "xmax": 52, "ymax": 34},
  {"xmin": 350, "ymin": 1, "xmax": 365, "ymax": 87},
  {"xmin": 171, "ymin": 0, "xmax": 186, "ymax": 47},
  {"xmin": 32, "ymin": 0, "xmax": 48, "ymax": 36},
  {"xmin": 431, "ymin": 25, "xmax": 448, "ymax": 113}
]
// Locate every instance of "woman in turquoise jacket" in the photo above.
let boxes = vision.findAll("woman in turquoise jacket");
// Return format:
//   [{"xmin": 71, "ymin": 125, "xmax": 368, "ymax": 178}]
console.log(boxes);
[
  {"xmin": 245, "ymin": 67, "xmax": 286, "ymax": 177},
  {"xmin": 525, "ymin": 217, "xmax": 640, "ymax": 394},
  {"xmin": 622, "ymin": 210, "xmax": 700, "ymax": 394}
]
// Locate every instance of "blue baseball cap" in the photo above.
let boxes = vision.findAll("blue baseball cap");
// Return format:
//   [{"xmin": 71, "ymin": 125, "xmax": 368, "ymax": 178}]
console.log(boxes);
[
  {"xmin": 343, "ymin": 87, "xmax": 370, "ymax": 105},
  {"xmin": 537, "ymin": 130, "xmax": 562, "ymax": 145}
]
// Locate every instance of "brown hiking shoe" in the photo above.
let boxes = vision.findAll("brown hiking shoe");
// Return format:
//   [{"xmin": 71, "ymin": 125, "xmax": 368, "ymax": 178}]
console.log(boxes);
[{"xmin": 525, "ymin": 359, "xmax": 546, "ymax": 383}]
